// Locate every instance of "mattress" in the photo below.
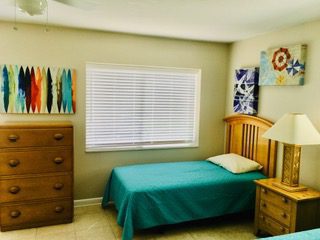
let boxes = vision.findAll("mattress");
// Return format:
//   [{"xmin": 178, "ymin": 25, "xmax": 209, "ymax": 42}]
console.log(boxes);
[
  {"xmin": 259, "ymin": 228, "xmax": 320, "ymax": 240},
  {"xmin": 102, "ymin": 160, "xmax": 266, "ymax": 240}
]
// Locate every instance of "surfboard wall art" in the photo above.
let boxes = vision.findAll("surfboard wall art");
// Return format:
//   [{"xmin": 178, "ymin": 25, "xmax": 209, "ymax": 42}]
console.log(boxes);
[{"xmin": 0, "ymin": 65, "xmax": 76, "ymax": 114}]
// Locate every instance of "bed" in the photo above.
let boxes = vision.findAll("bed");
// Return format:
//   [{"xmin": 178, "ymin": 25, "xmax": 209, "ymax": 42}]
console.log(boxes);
[
  {"xmin": 102, "ymin": 114, "xmax": 277, "ymax": 240},
  {"xmin": 259, "ymin": 228, "xmax": 320, "ymax": 240}
]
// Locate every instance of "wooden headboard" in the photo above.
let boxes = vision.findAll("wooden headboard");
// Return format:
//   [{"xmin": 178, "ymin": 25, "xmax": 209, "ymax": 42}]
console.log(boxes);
[{"xmin": 224, "ymin": 114, "xmax": 277, "ymax": 178}]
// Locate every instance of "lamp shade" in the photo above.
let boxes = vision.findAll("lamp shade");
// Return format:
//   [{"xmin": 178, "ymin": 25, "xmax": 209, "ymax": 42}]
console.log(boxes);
[{"xmin": 263, "ymin": 113, "xmax": 320, "ymax": 145}]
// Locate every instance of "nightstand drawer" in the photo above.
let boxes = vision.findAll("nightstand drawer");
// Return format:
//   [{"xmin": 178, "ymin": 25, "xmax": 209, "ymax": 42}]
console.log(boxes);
[
  {"xmin": 260, "ymin": 200, "xmax": 291, "ymax": 226},
  {"xmin": 0, "ymin": 174, "xmax": 72, "ymax": 203},
  {"xmin": 0, "ymin": 199, "xmax": 72, "ymax": 231},
  {"xmin": 255, "ymin": 178, "xmax": 320, "ymax": 237},
  {"xmin": 260, "ymin": 187, "xmax": 291, "ymax": 211},
  {"xmin": 259, "ymin": 214, "xmax": 289, "ymax": 236},
  {"xmin": 0, "ymin": 128, "xmax": 73, "ymax": 148},
  {"xmin": 0, "ymin": 148, "xmax": 72, "ymax": 176}
]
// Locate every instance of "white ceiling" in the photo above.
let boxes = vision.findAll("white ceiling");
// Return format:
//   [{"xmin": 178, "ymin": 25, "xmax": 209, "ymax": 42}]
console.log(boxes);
[{"xmin": 1, "ymin": 0, "xmax": 320, "ymax": 42}]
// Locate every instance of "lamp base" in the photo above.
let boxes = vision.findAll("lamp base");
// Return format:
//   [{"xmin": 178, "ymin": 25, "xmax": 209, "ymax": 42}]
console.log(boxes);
[{"xmin": 272, "ymin": 181, "xmax": 307, "ymax": 192}]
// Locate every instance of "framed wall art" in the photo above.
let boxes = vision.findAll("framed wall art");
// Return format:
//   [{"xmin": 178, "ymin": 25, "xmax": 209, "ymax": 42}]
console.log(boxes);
[
  {"xmin": 0, "ymin": 64, "xmax": 76, "ymax": 114},
  {"xmin": 259, "ymin": 44, "xmax": 306, "ymax": 86},
  {"xmin": 233, "ymin": 67, "xmax": 259, "ymax": 115}
]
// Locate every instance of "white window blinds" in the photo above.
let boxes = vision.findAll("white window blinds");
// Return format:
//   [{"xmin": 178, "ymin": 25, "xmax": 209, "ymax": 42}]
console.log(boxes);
[{"xmin": 86, "ymin": 63, "xmax": 201, "ymax": 152}]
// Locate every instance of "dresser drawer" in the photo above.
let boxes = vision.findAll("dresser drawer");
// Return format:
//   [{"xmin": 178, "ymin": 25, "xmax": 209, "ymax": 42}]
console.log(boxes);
[
  {"xmin": 259, "ymin": 214, "xmax": 289, "ymax": 236},
  {"xmin": 0, "ymin": 174, "xmax": 72, "ymax": 203},
  {"xmin": 0, "ymin": 148, "xmax": 72, "ymax": 176},
  {"xmin": 0, "ymin": 128, "xmax": 73, "ymax": 148},
  {"xmin": 260, "ymin": 187, "xmax": 291, "ymax": 211},
  {"xmin": 0, "ymin": 199, "xmax": 72, "ymax": 230},
  {"xmin": 260, "ymin": 200, "xmax": 291, "ymax": 226}
]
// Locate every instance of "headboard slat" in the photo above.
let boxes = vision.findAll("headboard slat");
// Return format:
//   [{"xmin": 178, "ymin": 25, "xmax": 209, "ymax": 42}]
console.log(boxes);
[{"xmin": 224, "ymin": 114, "xmax": 277, "ymax": 178}]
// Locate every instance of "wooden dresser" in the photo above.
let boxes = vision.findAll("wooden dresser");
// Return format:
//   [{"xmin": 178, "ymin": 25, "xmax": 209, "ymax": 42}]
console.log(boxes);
[
  {"xmin": 0, "ymin": 122, "xmax": 73, "ymax": 231},
  {"xmin": 254, "ymin": 178, "xmax": 320, "ymax": 236}
]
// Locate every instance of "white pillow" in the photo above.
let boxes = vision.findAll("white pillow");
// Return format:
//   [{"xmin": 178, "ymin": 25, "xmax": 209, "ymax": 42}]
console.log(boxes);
[{"xmin": 206, "ymin": 153, "xmax": 263, "ymax": 174}]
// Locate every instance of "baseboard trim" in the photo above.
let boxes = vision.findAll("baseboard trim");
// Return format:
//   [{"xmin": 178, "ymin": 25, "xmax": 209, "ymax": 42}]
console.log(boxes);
[{"xmin": 74, "ymin": 197, "xmax": 102, "ymax": 208}]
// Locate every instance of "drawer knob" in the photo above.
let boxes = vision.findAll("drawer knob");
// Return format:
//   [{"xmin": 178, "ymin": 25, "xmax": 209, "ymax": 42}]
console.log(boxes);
[
  {"xmin": 54, "ymin": 133, "xmax": 64, "ymax": 141},
  {"xmin": 281, "ymin": 212, "xmax": 287, "ymax": 218},
  {"xmin": 55, "ymin": 206, "xmax": 64, "ymax": 213},
  {"xmin": 8, "ymin": 159, "xmax": 20, "ymax": 167},
  {"xmin": 8, "ymin": 134, "xmax": 19, "ymax": 142},
  {"xmin": 53, "ymin": 183, "xmax": 64, "ymax": 190},
  {"xmin": 9, "ymin": 186, "xmax": 21, "ymax": 194},
  {"xmin": 261, "ymin": 188, "xmax": 267, "ymax": 194},
  {"xmin": 262, "ymin": 202, "xmax": 267, "ymax": 208},
  {"xmin": 53, "ymin": 157, "xmax": 64, "ymax": 164},
  {"xmin": 10, "ymin": 210, "xmax": 21, "ymax": 218},
  {"xmin": 282, "ymin": 197, "xmax": 288, "ymax": 203},
  {"xmin": 281, "ymin": 227, "xmax": 285, "ymax": 232}
]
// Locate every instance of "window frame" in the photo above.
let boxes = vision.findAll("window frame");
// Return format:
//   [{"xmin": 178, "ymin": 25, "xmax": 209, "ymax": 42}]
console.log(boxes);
[{"xmin": 85, "ymin": 62, "xmax": 201, "ymax": 152}]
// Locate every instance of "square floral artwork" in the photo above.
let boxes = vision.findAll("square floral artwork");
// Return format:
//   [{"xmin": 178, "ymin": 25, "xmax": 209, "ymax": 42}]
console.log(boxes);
[{"xmin": 259, "ymin": 44, "xmax": 306, "ymax": 85}]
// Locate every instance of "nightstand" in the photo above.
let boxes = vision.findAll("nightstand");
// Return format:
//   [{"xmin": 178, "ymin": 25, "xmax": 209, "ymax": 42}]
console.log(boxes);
[{"xmin": 254, "ymin": 178, "xmax": 320, "ymax": 236}]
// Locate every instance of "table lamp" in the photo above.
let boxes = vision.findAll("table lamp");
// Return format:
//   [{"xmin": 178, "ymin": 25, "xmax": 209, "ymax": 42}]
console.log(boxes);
[{"xmin": 263, "ymin": 113, "xmax": 320, "ymax": 192}]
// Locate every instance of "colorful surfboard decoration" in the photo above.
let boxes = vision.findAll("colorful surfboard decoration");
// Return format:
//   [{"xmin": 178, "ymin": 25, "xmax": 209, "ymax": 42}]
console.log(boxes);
[{"xmin": 0, "ymin": 64, "xmax": 76, "ymax": 114}]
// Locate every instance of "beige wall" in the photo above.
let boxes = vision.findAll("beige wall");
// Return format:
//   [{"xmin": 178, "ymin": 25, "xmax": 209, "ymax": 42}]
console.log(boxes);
[
  {"xmin": 0, "ymin": 22, "xmax": 229, "ymax": 199},
  {"xmin": 226, "ymin": 20, "xmax": 320, "ymax": 190}
]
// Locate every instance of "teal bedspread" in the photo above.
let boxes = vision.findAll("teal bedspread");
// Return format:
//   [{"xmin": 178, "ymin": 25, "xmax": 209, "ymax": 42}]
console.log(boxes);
[
  {"xmin": 259, "ymin": 228, "xmax": 320, "ymax": 240},
  {"xmin": 102, "ymin": 160, "xmax": 266, "ymax": 240}
]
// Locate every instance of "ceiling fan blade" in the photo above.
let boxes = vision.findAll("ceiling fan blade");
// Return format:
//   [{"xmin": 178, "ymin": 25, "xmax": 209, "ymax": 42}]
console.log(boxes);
[
  {"xmin": 53, "ymin": 0, "xmax": 100, "ymax": 10},
  {"xmin": 16, "ymin": 0, "xmax": 47, "ymax": 16}
]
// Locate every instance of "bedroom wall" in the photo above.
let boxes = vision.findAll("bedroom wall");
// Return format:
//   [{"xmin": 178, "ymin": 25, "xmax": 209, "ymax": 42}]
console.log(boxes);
[
  {"xmin": 226, "ymin": 20, "xmax": 320, "ymax": 190},
  {"xmin": 0, "ymin": 21, "xmax": 229, "ymax": 199}
]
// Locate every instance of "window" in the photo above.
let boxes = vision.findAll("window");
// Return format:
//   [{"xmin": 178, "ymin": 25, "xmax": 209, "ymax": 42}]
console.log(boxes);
[{"xmin": 86, "ymin": 63, "xmax": 201, "ymax": 152}]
